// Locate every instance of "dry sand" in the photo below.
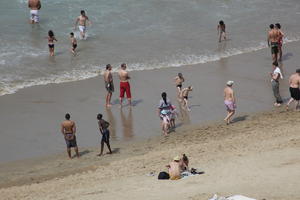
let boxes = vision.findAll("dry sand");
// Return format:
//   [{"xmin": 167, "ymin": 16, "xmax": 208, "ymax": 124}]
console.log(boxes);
[{"xmin": 0, "ymin": 109, "xmax": 299, "ymax": 200}]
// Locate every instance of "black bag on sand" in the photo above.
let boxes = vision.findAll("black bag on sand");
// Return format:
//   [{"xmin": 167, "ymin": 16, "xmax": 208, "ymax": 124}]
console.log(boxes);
[{"xmin": 158, "ymin": 171, "xmax": 170, "ymax": 180}]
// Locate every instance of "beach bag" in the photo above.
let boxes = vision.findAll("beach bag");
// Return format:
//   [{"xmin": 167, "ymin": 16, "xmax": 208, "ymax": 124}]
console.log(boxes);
[{"xmin": 158, "ymin": 171, "xmax": 170, "ymax": 180}]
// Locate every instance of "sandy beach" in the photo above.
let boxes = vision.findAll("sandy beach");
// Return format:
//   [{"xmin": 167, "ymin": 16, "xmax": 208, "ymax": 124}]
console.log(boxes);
[{"xmin": 1, "ymin": 109, "xmax": 299, "ymax": 200}]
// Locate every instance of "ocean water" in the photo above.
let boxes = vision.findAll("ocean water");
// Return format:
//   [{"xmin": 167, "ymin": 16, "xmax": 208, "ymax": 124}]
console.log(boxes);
[{"xmin": 1, "ymin": 0, "xmax": 300, "ymax": 95}]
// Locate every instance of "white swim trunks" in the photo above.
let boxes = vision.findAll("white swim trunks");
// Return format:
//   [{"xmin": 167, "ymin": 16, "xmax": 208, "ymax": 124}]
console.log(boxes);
[
  {"xmin": 30, "ymin": 10, "xmax": 39, "ymax": 23},
  {"xmin": 78, "ymin": 25, "xmax": 86, "ymax": 33}
]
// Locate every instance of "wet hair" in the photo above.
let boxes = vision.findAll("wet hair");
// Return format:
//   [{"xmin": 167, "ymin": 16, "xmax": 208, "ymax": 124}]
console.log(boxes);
[
  {"xmin": 48, "ymin": 30, "xmax": 54, "ymax": 37},
  {"xmin": 97, "ymin": 113, "xmax": 103, "ymax": 120},
  {"xmin": 296, "ymin": 69, "xmax": 300, "ymax": 74},
  {"xmin": 121, "ymin": 63, "xmax": 126, "ymax": 69},
  {"xmin": 178, "ymin": 73, "xmax": 183, "ymax": 79},
  {"xmin": 273, "ymin": 61, "xmax": 278, "ymax": 66},
  {"xmin": 81, "ymin": 10, "xmax": 85, "ymax": 15},
  {"xmin": 161, "ymin": 92, "xmax": 167, "ymax": 105},
  {"xmin": 106, "ymin": 64, "xmax": 111, "ymax": 70},
  {"xmin": 275, "ymin": 23, "xmax": 281, "ymax": 29},
  {"xmin": 219, "ymin": 20, "xmax": 224, "ymax": 25},
  {"xmin": 269, "ymin": 24, "xmax": 274, "ymax": 29},
  {"xmin": 70, "ymin": 32, "xmax": 74, "ymax": 36},
  {"xmin": 65, "ymin": 113, "xmax": 70, "ymax": 120}
]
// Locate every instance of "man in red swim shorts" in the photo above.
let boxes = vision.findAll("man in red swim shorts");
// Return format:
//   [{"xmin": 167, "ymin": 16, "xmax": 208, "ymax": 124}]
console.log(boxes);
[{"xmin": 118, "ymin": 63, "xmax": 131, "ymax": 107}]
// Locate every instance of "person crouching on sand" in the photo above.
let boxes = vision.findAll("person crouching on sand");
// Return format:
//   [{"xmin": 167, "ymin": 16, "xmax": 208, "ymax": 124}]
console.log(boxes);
[
  {"xmin": 166, "ymin": 156, "xmax": 185, "ymax": 180},
  {"xmin": 270, "ymin": 61, "xmax": 283, "ymax": 107},
  {"xmin": 180, "ymin": 86, "xmax": 193, "ymax": 111},
  {"xmin": 61, "ymin": 113, "xmax": 79, "ymax": 159},
  {"xmin": 224, "ymin": 81, "xmax": 236, "ymax": 125},
  {"xmin": 70, "ymin": 32, "xmax": 77, "ymax": 55},
  {"xmin": 47, "ymin": 30, "xmax": 57, "ymax": 57},
  {"xmin": 97, "ymin": 113, "xmax": 112, "ymax": 156}
]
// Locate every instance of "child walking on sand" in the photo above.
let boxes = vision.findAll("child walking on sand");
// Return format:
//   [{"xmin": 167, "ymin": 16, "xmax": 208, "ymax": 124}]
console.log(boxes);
[
  {"xmin": 170, "ymin": 105, "xmax": 178, "ymax": 129},
  {"xmin": 47, "ymin": 30, "xmax": 57, "ymax": 57},
  {"xmin": 174, "ymin": 73, "xmax": 185, "ymax": 99},
  {"xmin": 70, "ymin": 32, "xmax": 77, "ymax": 55},
  {"xmin": 181, "ymin": 86, "xmax": 193, "ymax": 111}
]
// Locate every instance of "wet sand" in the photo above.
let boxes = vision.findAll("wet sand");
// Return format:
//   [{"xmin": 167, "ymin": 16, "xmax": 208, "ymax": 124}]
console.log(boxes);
[
  {"xmin": 0, "ymin": 41, "xmax": 299, "ymax": 163},
  {"xmin": 0, "ymin": 109, "xmax": 299, "ymax": 199}
]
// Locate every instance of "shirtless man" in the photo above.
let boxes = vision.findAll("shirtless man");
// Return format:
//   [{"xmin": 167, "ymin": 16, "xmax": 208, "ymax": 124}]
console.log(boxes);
[
  {"xmin": 268, "ymin": 24, "xmax": 281, "ymax": 62},
  {"xmin": 166, "ymin": 156, "xmax": 184, "ymax": 180},
  {"xmin": 224, "ymin": 81, "xmax": 236, "ymax": 125},
  {"xmin": 104, "ymin": 64, "xmax": 114, "ymax": 107},
  {"xmin": 180, "ymin": 86, "xmax": 193, "ymax": 111},
  {"xmin": 275, "ymin": 23, "xmax": 284, "ymax": 61},
  {"xmin": 217, "ymin": 20, "xmax": 226, "ymax": 42},
  {"xmin": 61, "ymin": 113, "xmax": 79, "ymax": 159},
  {"xmin": 286, "ymin": 69, "xmax": 300, "ymax": 111},
  {"xmin": 174, "ymin": 73, "xmax": 185, "ymax": 99},
  {"xmin": 74, "ymin": 10, "xmax": 91, "ymax": 39},
  {"xmin": 118, "ymin": 63, "xmax": 131, "ymax": 107},
  {"xmin": 28, "ymin": 0, "xmax": 41, "ymax": 24}
]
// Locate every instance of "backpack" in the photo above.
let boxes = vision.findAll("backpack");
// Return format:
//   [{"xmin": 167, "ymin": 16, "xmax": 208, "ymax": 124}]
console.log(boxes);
[{"xmin": 158, "ymin": 171, "xmax": 170, "ymax": 180}]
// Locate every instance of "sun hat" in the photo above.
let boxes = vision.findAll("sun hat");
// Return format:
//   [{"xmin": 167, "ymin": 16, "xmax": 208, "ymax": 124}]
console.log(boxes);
[
  {"xmin": 226, "ymin": 80, "xmax": 234, "ymax": 86},
  {"xmin": 173, "ymin": 156, "xmax": 180, "ymax": 161}
]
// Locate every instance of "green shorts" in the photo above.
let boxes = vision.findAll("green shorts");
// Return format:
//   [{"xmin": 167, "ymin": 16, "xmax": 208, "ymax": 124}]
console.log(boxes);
[{"xmin": 271, "ymin": 42, "xmax": 279, "ymax": 54}]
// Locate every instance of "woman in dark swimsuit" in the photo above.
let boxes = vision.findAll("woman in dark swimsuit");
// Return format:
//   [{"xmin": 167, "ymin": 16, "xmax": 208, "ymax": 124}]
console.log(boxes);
[{"xmin": 47, "ymin": 30, "xmax": 57, "ymax": 56}]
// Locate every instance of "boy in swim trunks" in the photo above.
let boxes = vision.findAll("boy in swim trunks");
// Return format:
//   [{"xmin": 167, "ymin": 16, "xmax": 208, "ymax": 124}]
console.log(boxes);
[
  {"xmin": 224, "ymin": 81, "xmax": 236, "ymax": 125},
  {"xmin": 174, "ymin": 73, "xmax": 185, "ymax": 99},
  {"xmin": 74, "ymin": 10, "xmax": 91, "ymax": 40},
  {"xmin": 286, "ymin": 69, "xmax": 300, "ymax": 111},
  {"xmin": 97, "ymin": 113, "xmax": 112, "ymax": 156},
  {"xmin": 118, "ymin": 63, "xmax": 131, "ymax": 107},
  {"xmin": 28, "ymin": 0, "xmax": 41, "ymax": 24},
  {"xmin": 180, "ymin": 86, "xmax": 193, "ymax": 111},
  {"xmin": 217, "ymin": 20, "xmax": 226, "ymax": 42},
  {"xmin": 104, "ymin": 64, "xmax": 114, "ymax": 107},
  {"xmin": 61, "ymin": 113, "xmax": 79, "ymax": 159},
  {"xmin": 70, "ymin": 32, "xmax": 77, "ymax": 55}
]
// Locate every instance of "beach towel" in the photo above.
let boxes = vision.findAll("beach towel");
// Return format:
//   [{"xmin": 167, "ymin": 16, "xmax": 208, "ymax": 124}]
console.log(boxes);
[{"xmin": 209, "ymin": 194, "xmax": 256, "ymax": 200}]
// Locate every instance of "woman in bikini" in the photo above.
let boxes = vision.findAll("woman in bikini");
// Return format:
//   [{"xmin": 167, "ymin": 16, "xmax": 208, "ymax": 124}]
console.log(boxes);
[
  {"xmin": 174, "ymin": 73, "xmax": 185, "ymax": 99},
  {"xmin": 47, "ymin": 30, "xmax": 57, "ymax": 57}
]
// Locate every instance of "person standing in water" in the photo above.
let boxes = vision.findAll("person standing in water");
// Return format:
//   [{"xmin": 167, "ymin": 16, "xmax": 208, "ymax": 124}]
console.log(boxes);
[
  {"xmin": 275, "ymin": 23, "xmax": 284, "ymax": 62},
  {"xmin": 70, "ymin": 32, "xmax": 77, "ymax": 55},
  {"xmin": 104, "ymin": 64, "xmax": 114, "ymax": 107},
  {"xmin": 268, "ymin": 24, "xmax": 281, "ymax": 62},
  {"xmin": 47, "ymin": 30, "xmax": 57, "ymax": 57},
  {"xmin": 28, "ymin": 0, "xmax": 41, "ymax": 24},
  {"xmin": 118, "ymin": 63, "xmax": 132, "ymax": 107},
  {"xmin": 217, "ymin": 20, "xmax": 226, "ymax": 42},
  {"xmin": 286, "ymin": 69, "xmax": 300, "ymax": 111},
  {"xmin": 97, "ymin": 114, "xmax": 112, "ymax": 156},
  {"xmin": 270, "ymin": 61, "xmax": 283, "ymax": 107},
  {"xmin": 174, "ymin": 73, "xmax": 185, "ymax": 99},
  {"xmin": 61, "ymin": 113, "xmax": 79, "ymax": 159},
  {"xmin": 74, "ymin": 10, "xmax": 92, "ymax": 40},
  {"xmin": 224, "ymin": 81, "xmax": 236, "ymax": 125}
]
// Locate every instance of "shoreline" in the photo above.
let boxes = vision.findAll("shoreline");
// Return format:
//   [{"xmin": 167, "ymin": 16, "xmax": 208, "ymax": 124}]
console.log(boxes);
[
  {"xmin": 0, "ymin": 40, "xmax": 300, "ymax": 163},
  {"xmin": 0, "ymin": 108, "xmax": 299, "ymax": 199}
]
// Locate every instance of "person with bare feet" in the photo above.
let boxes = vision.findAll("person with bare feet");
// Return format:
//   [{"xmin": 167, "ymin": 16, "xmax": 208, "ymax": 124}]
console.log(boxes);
[
  {"xmin": 118, "ymin": 63, "xmax": 132, "ymax": 107},
  {"xmin": 61, "ymin": 113, "xmax": 79, "ymax": 159},
  {"xmin": 180, "ymin": 86, "xmax": 193, "ymax": 111},
  {"xmin": 104, "ymin": 64, "xmax": 114, "ymax": 107},
  {"xmin": 217, "ymin": 20, "xmax": 226, "ymax": 42},
  {"xmin": 158, "ymin": 92, "xmax": 172, "ymax": 136},
  {"xmin": 275, "ymin": 23, "xmax": 284, "ymax": 62},
  {"xmin": 74, "ymin": 10, "xmax": 91, "ymax": 40},
  {"xmin": 224, "ymin": 81, "xmax": 236, "ymax": 125},
  {"xmin": 286, "ymin": 69, "xmax": 300, "ymax": 111},
  {"xmin": 28, "ymin": 0, "xmax": 41, "ymax": 24},
  {"xmin": 97, "ymin": 114, "xmax": 112, "ymax": 156},
  {"xmin": 174, "ymin": 73, "xmax": 185, "ymax": 99},
  {"xmin": 47, "ymin": 30, "xmax": 57, "ymax": 57},
  {"xmin": 69, "ymin": 32, "xmax": 77, "ymax": 55},
  {"xmin": 270, "ymin": 61, "xmax": 283, "ymax": 107},
  {"xmin": 268, "ymin": 24, "xmax": 281, "ymax": 62}
]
